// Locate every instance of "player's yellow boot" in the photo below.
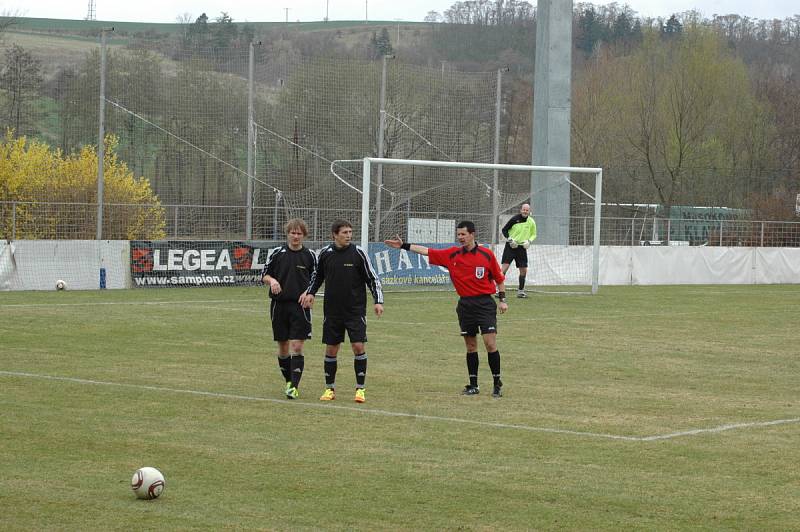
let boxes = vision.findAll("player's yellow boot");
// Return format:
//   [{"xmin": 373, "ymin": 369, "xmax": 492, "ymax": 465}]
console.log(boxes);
[
  {"xmin": 354, "ymin": 388, "xmax": 366, "ymax": 403},
  {"xmin": 319, "ymin": 388, "xmax": 336, "ymax": 401}
]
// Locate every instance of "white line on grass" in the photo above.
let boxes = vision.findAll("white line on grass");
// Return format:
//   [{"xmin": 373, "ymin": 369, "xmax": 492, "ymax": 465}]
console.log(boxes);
[
  {"xmin": 639, "ymin": 419, "xmax": 800, "ymax": 441},
  {"xmin": 2, "ymin": 370, "xmax": 798, "ymax": 442}
]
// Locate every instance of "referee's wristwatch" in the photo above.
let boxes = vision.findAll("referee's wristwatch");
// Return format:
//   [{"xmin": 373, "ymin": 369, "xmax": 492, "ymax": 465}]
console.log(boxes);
[{"xmin": 497, "ymin": 291, "xmax": 507, "ymax": 303}]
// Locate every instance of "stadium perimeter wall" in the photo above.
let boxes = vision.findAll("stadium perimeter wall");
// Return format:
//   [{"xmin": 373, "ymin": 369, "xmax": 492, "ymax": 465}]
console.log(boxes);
[
  {"xmin": 0, "ymin": 241, "xmax": 129, "ymax": 291},
  {"xmin": 1, "ymin": 241, "xmax": 799, "ymax": 291}
]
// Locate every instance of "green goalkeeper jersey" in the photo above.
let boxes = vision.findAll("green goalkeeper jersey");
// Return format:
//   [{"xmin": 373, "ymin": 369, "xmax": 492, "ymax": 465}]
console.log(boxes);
[{"xmin": 501, "ymin": 214, "xmax": 537, "ymax": 242}]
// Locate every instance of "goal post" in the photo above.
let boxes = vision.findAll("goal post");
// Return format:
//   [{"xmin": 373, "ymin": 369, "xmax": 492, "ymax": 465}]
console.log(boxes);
[{"xmin": 361, "ymin": 157, "xmax": 603, "ymax": 294}]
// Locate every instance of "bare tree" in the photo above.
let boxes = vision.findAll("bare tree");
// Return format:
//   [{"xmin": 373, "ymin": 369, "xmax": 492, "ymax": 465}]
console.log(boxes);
[
  {"xmin": 0, "ymin": 10, "xmax": 17, "ymax": 39},
  {"xmin": 0, "ymin": 45, "xmax": 42, "ymax": 135}
]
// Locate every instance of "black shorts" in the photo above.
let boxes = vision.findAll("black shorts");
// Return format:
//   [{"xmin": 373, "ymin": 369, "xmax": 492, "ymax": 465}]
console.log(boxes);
[
  {"xmin": 322, "ymin": 314, "xmax": 367, "ymax": 345},
  {"xmin": 456, "ymin": 295, "xmax": 498, "ymax": 337},
  {"xmin": 270, "ymin": 300, "xmax": 312, "ymax": 342},
  {"xmin": 501, "ymin": 243, "xmax": 528, "ymax": 268}
]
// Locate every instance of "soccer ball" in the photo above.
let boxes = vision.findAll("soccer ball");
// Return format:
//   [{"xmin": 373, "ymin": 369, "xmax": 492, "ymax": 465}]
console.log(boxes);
[
  {"xmin": 55, "ymin": 280, "xmax": 67, "ymax": 291},
  {"xmin": 131, "ymin": 467, "xmax": 165, "ymax": 500}
]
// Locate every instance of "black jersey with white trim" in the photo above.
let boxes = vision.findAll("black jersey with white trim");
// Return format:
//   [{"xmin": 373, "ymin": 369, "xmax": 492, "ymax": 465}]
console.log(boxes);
[
  {"xmin": 306, "ymin": 243, "xmax": 383, "ymax": 315},
  {"xmin": 261, "ymin": 245, "xmax": 317, "ymax": 302}
]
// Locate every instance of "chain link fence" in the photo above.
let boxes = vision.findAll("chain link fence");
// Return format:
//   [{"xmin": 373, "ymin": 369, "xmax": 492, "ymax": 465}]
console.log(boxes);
[
  {"xmin": 3, "ymin": 201, "xmax": 799, "ymax": 246},
  {"xmin": 1, "ymin": 33, "xmax": 797, "ymax": 247}
]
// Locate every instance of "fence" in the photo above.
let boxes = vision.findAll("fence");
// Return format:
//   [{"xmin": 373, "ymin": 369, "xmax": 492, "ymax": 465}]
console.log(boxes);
[
  {"xmin": 2, "ymin": 201, "xmax": 799, "ymax": 247},
  {"xmin": 2, "ymin": 33, "xmax": 797, "ymax": 249}
]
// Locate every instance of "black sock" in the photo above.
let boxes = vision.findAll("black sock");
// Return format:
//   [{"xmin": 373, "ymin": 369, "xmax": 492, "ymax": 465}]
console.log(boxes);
[
  {"xmin": 278, "ymin": 355, "xmax": 291, "ymax": 382},
  {"xmin": 354, "ymin": 353, "xmax": 367, "ymax": 388},
  {"xmin": 488, "ymin": 350, "xmax": 501, "ymax": 385},
  {"xmin": 324, "ymin": 356, "xmax": 337, "ymax": 388},
  {"xmin": 519, "ymin": 277, "xmax": 526, "ymax": 290},
  {"xmin": 290, "ymin": 353, "xmax": 304, "ymax": 388},
  {"xmin": 466, "ymin": 352, "xmax": 479, "ymax": 387}
]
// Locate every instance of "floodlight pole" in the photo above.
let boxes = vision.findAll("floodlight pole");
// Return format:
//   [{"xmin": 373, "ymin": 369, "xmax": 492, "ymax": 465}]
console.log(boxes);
[
  {"xmin": 373, "ymin": 54, "xmax": 393, "ymax": 242},
  {"xmin": 592, "ymin": 169, "xmax": 602, "ymax": 294},
  {"xmin": 245, "ymin": 41, "xmax": 256, "ymax": 239},
  {"xmin": 361, "ymin": 159, "xmax": 372, "ymax": 250},
  {"xmin": 96, "ymin": 27, "xmax": 113, "ymax": 240},
  {"xmin": 490, "ymin": 67, "xmax": 508, "ymax": 245}
]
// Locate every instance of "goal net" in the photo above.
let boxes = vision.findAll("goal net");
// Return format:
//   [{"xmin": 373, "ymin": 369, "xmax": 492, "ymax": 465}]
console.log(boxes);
[{"xmin": 356, "ymin": 157, "xmax": 603, "ymax": 295}]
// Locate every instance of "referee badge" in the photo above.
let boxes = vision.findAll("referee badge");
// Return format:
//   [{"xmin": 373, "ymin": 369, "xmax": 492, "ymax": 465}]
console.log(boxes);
[{"xmin": 475, "ymin": 266, "xmax": 485, "ymax": 279}]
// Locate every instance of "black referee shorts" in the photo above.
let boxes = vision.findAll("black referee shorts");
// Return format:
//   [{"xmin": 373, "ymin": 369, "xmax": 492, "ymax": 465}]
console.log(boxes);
[
  {"xmin": 456, "ymin": 295, "xmax": 498, "ymax": 337},
  {"xmin": 322, "ymin": 314, "xmax": 368, "ymax": 345},
  {"xmin": 501, "ymin": 243, "xmax": 528, "ymax": 268},
  {"xmin": 269, "ymin": 299, "xmax": 312, "ymax": 342}
]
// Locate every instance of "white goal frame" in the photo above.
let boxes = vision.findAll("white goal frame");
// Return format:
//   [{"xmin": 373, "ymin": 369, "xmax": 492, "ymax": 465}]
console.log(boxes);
[{"xmin": 360, "ymin": 157, "xmax": 603, "ymax": 294}]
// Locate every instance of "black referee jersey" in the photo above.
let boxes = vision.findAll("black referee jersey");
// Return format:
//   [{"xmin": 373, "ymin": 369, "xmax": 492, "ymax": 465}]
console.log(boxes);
[
  {"xmin": 261, "ymin": 245, "xmax": 317, "ymax": 302},
  {"xmin": 306, "ymin": 243, "xmax": 383, "ymax": 316}
]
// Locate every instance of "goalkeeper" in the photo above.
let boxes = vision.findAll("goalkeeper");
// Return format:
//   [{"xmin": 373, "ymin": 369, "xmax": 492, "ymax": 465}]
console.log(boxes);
[{"xmin": 500, "ymin": 203, "xmax": 537, "ymax": 298}]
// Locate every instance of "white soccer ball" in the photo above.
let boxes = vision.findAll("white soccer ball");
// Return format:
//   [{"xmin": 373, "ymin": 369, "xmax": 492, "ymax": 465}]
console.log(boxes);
[
  {"xmin": 55, "ymin": 280, "xmax": 67, "ymax": 291},
  {"xmin": 508, "ymin": 239, "xmax": 518, "ymax": 249},
  {"xmin": 131, "ymin": 467, "xmax": 165, "ymax": 500}
]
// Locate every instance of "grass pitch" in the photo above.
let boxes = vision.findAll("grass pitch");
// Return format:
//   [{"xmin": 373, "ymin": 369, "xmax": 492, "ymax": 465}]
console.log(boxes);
[{"xmin": 1, "ymin": 285, "xmax": 799, "ymax": 529}]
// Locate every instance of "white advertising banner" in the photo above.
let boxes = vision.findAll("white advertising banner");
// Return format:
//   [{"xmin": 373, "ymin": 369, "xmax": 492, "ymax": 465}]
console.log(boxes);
[
  {"xmin": 0, "ymin": 240, "xmax": 129, "ymax": 291},
  {"xmin": 754, "ymin": 248, "xmax": 800, "ymax": 284},
  {"xmin": 630, "ymin": 246, "xmax": 753, "ymax": 285}
]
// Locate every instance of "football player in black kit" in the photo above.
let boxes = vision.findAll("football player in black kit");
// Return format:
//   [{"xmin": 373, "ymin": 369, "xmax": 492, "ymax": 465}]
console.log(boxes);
[
  {"xmin": 262, "ymin": 218, "xmax": 318, "ymax": 399},
  {"xmin": 300, "ymin": 220, "xmax": 384, "ymax": 403}
]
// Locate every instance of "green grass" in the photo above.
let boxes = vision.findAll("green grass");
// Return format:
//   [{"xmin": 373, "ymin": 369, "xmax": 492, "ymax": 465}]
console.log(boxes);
[{"xmin": 1, "ymin": 285, "xmax": 799, "ymax": 529}]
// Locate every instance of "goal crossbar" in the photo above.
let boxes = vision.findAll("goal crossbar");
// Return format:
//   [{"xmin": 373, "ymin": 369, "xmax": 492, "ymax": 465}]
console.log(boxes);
[{"xmin": 360, "ymin": 157, "xmax": 604, "ymax": 294}]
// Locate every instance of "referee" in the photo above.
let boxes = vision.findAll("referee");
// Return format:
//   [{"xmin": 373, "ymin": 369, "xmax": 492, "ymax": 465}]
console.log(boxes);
[
  {"xmin": 300, "ymin": 220, "xmax": 384, "ymax": 403},
  {"xmin": 385, "ymin": 221, "xmax": 509, "ymax": 397},
  {"xmin": 500, "ymin": 203, "xmax": 537, "ymax": 298},
  {"xmin": 261, "ymin": 218, "xmax": 317, "ymax": 400}
]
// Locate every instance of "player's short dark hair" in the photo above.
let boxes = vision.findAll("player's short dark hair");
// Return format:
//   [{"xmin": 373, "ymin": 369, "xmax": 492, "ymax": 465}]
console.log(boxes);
[
  {"xmin": 284, "ymin": 218, "xmax": 308, "ymax": 236},
  {"xmin": 331, "ymin": 219, "xmax": 352, "ymax": 235},
  {"xmin": 457, "ymin": 220, "xmax": 476, "ymax": 234}
]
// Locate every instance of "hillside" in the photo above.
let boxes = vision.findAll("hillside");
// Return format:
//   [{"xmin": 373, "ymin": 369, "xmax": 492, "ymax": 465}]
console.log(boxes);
[{"xmin": 6, "ymin": 16, "xmax": 425, "ymax": 37}]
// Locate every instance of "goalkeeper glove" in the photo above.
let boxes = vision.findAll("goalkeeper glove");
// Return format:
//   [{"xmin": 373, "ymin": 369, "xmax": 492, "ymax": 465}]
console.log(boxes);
[
  {"xmin": 508, "ymin": 238, "xmax": 518, "ymax": 249},
  {"xmin": 522, "ymin": 240, "xmax": 531, "ymax": 250}
]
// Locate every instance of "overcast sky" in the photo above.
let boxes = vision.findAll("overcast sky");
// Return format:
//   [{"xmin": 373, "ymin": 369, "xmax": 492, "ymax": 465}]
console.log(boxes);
[{"xmin": 3, "ymin": 0, "xmax": 798, "ymax": 24}]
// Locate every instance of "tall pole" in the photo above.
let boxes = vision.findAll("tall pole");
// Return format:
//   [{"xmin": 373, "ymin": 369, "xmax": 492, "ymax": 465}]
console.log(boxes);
[
  {"xmin": 96, "ymin": 27, "xmax": 112, "ymax": 240},
  {"xmin": 326, "ymin": 0, "xmax": 329, "ymax": 21},
  {"xmin": 592, "ymin": 170, "xmax": 602, "ymax": 294},
  {"xmin": 284, "ymin": 8, "xmax": 289, "ymax": 24},
  {"xmin": 491, "ymin": 68, "xmax": 506, "ymax": 245},
  {"xmin": 365, "ymin": 0, "xmax": 368, "ymax": 24},
  {"xmin": 532, "ymin": 0, "xmax": 573, "ymax": 245},
  {"xmin": 246, "ymin": 41, "xmax": 255, "ymax": 239},
  {"xmin": 361, "ymin": 159, "xmax": 371, "ymax": 250},
  {"xmin": 374, "ymin": 54, "xmax": 392, "ymax": 241}
]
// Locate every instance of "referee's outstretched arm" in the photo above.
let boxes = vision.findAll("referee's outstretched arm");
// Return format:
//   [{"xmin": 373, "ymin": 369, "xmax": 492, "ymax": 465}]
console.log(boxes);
[{"xmin": 384, "ymin": 235, "xmax": 428, "ymax": 256}]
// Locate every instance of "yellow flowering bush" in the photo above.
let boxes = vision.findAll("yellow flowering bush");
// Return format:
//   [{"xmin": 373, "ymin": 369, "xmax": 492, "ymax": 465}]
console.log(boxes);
[{"xmin": 0, "ymin": 132, "xmax": 165, "ymax": 239}]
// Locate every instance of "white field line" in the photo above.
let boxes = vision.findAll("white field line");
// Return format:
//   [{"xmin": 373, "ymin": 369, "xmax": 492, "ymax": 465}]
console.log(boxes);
[
  {"xmin": 2, "ymin": 370, "xmax": 797, "ymax": 442},
  {"xmin": 638, "ymin": 418, "xmax": 800, "ymax": 441}
]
